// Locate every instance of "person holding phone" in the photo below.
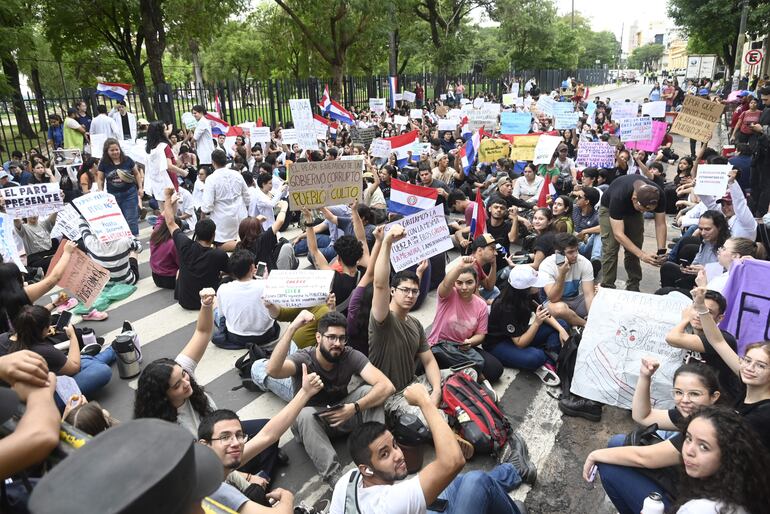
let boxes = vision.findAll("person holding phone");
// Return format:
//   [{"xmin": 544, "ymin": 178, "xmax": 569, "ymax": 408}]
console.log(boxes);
[{"xmin": 540, "ymin": 233, "xmax": 595, "ymax": 328}]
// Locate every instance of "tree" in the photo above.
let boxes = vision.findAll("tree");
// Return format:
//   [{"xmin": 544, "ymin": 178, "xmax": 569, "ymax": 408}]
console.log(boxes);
[
  {"xmin": 578, "ymin": 30, "xmax": 618, "ymax": 69},
  {"xmin": 0, "ymin": 0, "xmax": 38, "ymax": 138},
  {"xmin": 627, "ymin": 43, "xmax": 665, "ymax": 71},
  {"xmin": 492, "ymin": 0, "xmax": 560, "ymax": 70},
  {"xmin": 202, "ymin": 22, "xmax": 266, "ymax": 84}
]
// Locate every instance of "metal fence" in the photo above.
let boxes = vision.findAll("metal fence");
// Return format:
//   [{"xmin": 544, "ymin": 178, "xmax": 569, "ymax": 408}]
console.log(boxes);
[{"xmin": 0, "ymin": 68, "xmax": 609, "ymax": 158}]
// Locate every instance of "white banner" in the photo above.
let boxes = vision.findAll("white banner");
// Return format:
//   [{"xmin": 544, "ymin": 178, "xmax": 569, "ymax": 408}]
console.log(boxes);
[
  {"xmin": 281, "ymin": 129, "xmax": 298, "ymax": 146},
  {"xmin": 571, "ymin": 289, "xmax": 690, "ymax": 409},
  {"xmin": 0, "ymin": 184, "xmax": 62, "ymax": 219},
  {"xmin": 73, "ymin": 191, "xmax": 133, "ymax": 243},
  {"xmin": 369, "ymin": 98, "xmax": 386, "ymax": 114},
  {"xmin": 249, "ymin": 126, "xmax": 271, "ymax": 143},
  {"xmin": 402, "ymin": 91, "xmax": 416, "ymax": 103},
  {"xmin": 386, "ymin": 205, "xmax": 453, "ymax": 272},
  {"xmin": 393, "ymin": 115, "xmax": 409, "ymax": 126},
  {"xmin": 409, "ymin": 109, "xmax": 423, "ymax": 119},
  {"xmin": 289, "ymin": 98, "xmax": 319, "ymax": 150},
  {"xmin": 438, "ymin": 119, "xmax": 457, "ymax": 131},
  {"xmin": 641, "ymin": 101, "xmax": 667, "ymax": 118},
  {"xmin": 262, "ymin": 270, "xmax": 335, "ymax": 308},
  {"xmin": 610, "ymin": 101, "xmax": 639, "ymax": 120},
  {"xmin": 369, "ymin": 139, "xmax": 392, "ymax": 159},
  {"xmin": 620, "ymin": 117, "xmax": 653, "ymax": 142},
  {"xmin": 0, "ymin": 213, "xmax": 25, "ymax": 272}
]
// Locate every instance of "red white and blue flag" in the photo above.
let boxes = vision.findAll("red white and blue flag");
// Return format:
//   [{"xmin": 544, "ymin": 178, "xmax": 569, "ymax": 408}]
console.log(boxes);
[
  {"xmin": 469, "ymin": 188, "xmax": 487, "ymax": 238},
  {"xmin": 389, "ymin": 76, "xmax": 398, "ymax": 108},
  {"xmin": 318, "ymin": 85, "xmax": 354, "ymax": 125},
  {"xmin": 387, "ymin": 178, "xmax": 438, "ymax": 216},
  {"xmin": 313, "ymin": 114, "xmax": 338, "ymax": 136},
  {"xmin": 205, "ymin": 113, "xmax": 230, "ymax": 136},
  {"xmin": 536, "ymin": 178, "xmax": 558, "ymax": 208},
  {"xmin": 96, "ymin": 82, "xmax": 132, "ymax": 101},
  {"xmin": 459, "ymin": 130, "xmax": 481, "ymax": 175},
  {"xmin": 381, "ymin": 130, "xmax": 420, "ymax": 167}
]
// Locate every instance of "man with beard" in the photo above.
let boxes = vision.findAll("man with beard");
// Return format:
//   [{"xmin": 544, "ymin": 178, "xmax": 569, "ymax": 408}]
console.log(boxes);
[{"xmin": 263, "ymin": 310, "xmax": 395, "ymax": 486}]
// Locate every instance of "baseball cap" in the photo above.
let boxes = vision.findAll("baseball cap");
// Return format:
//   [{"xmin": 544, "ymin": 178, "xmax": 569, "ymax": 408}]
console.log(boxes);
[
  {"xmin": 471, "ymin": 233, "xmax": 496, "ymax": 250},
  {"xmin": 362, "ymin": 172, "xmax": 374, "ymax": 179},
  {"xmin": 0, "ymin": 170, "xmax": 9, "ymax": 180},
  {"xmin": 717, "ymin": 192, "xmax": 732, "ymax": 204},
  {"xmin": 29, "ymin": 418, "xmax": 223, "ymax": 514},
  {"xmin": 0, "ymin": 387, "xmax": 20, "ymax": 425},
  {"xmin": 508, "ymin": 265, "xmax": 550, "ymax": 290},
  {"xmin": 635, "ymin": 184, "xmax": 661, "ymax": 209}
]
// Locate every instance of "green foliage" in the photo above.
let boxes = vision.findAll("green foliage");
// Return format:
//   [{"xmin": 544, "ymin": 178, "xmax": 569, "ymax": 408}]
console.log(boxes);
[{"xmin": 627, "ymin": 43, "xmax": 665, "ymax": 70}]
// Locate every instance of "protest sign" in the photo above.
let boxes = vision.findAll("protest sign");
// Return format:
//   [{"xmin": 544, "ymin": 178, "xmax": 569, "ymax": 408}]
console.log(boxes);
[
  {"xmin": 502, "ymin": 93, "xmax": 515, "ymax": 105},
  {"xmin": 670, "ymin": 95, "xmax": 725, "ymax": 142},
  {"xmin": 693, "ymin": 164, "xmax": 731, "ymax": 197},
  {"xmin": 719, "ymin": 259, "xmax": 770, "ymax": 355},
  {"xmin": 533, "ymin": 135, "xmax": 563, "ymax": 165},
  {"xmin": 409, "ymin": 109, "xmax": 423, "ymax": 119},
  {"xmin": 90, "ymin": 133, "xmax": 108, "ymax": 157},
  {"xmin": 439, "ymin": 94, "xmax": 447, "ymax": 101},
  {"xmin": 53, "ymin": 149, "xmax": 83, "ymax": 181},
  {"xmin": 571, "ymin": 289, "xmax": 690, "ymax": 409},
  {"xmin": 287, "ymin": 160, "xmax": 361, "ymax": 210},
  {"xmin": 340, "ymin": 155, "xmax": 365, "ymax": 171},
  {"xmin": 47, "ymin": 243, "xmax": 110, "ymax": 308},
  {"xmin": 500, "ymin": 112, "xmax": 532, "ymax": 135},
  {"xmin": 385, "ymin": 205, "xmax": 453, "ymax": 272},
  {"xmin": 625, "ymin": 121, "xmax": 668, "ymax": 153},
  {"xmin": 585, "ymin": 102, "xmax": 597, "ymax": 117},
  {"xmin": 262, "ymin": 269, "xmax": 335, "ymax": 308},
  {"xmin": 369, "ymin": 139, "xmax": 392, "ymax": 159},
  {"xmin": 435, "ymin": 106, "xmax": 449, "ymax": 117},
  {"xmin": 0, "ymin": 213, "xmax": 25, "ymax": 272},
  {"xmin": 552, "ymin": 102, "xmax": 574, "ymax": 117},
  {"xmin": 412, "ymin": 142, "xmax": 430, "ymax": 155},
  {"xmin": 466, "ymin": 103, "xmax": 499, "ymax": 131},
  {"xmin": 289, "ymin": 99, "xmax": 318, "ymax": 150},
  {"xmin": 350, "ymin": 126, "xmax": 376, "ymax": 148},
  {"xmin": 507, "ymin": 134, "xmax": 541, "ymax": 161},
  {"xmin": 51, "ymin": 203, "xmax": 82, "ymax": 241},
  {"xmin": 369, "ymin": 98, "xmax": 386, "ymax": 114},
  {"xmin": 281, "ymin": 129, "xmax": 298, "ymax": 146},
  {"xmin": 438, "ymin": 119, "xmax": 457, "ymax": 131},
  {"xmin": 250, "ymin": 126, "xmax": 271, "ymax": 143},
  {"xmin": 610, "ymin": 101, "xmax": 639, "ymax": 119},
  {"xmin": 510, "ymin": 83, "xmax": 520, "ymax": 98},
  {"xmin": 620, "ymin": 117, "xmax": 653, "ymax": 142},
  {"xmin": 119, "ymin": 140, "xmax": 146, "ymax": 166},
  {"xmin": 535, "ymin": 96, "xmax": 555, "ymax": 117},
  {"xmin": 393, "ymin": 115, "xmax": 409, "ymax": 126},
  {"xmin": 402, "ymin": 91, "xmax": 416, "ymax": 103},
  {"xmin": 73, "ymin": 192, "xmax": 132, "ymax": 243},
  {"xmin": 641, "ymin": 101, "xmax": 667, "ymax": 118},
  {"xmin": 575, "ymin": 142, "xmax": 616, "ymax": 168},
  {"xmin": 555, "ymin": 112, "xmax": 579, "ymax": 130},
  {"xmin": 478, "ymin": 139, "xmax": 511, "ymax": 163},
  {"xmin": 0, "ymin": 183, "xmax": 62, "ymax": 219},
  {"xmin": 181, "ymin": 112, "xmax": 197, "ymax": 129},
  {"xmin": 446, "ymin": 109, "xmax": 462, "ymax": 120}
]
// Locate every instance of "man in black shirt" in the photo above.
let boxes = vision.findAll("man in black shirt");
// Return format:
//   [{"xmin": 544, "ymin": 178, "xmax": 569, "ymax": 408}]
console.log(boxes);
[
  {"xmin": 486, "ymin": 197, "xmax": 518, "ymax": 271},
  {"xmin": 598, "ymin": 175, "xmax": 667, "ymax": 291}
]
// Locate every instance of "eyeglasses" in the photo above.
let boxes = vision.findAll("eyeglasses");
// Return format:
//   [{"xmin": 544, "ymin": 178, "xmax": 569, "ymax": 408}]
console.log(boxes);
[
  {"xmin": 739, "ymin": 356, "xmax": 769, "ymax": 372},
  {"xmin": 395, "ymin": 286, "xmax": 420, "ymax": 296},
  {"xmin": 573, "ymin": 194, "xmax": 585, "ymax": 199},
  {"xmin": 211, "ymin": 432, "xmax": 248, "ymax": 444},
  {"xmin": 323, "ymin": 334, "xmax": 348, "ymax": 344},
  {"xmin": 672, "ymin": 389, "xmax": 706, "ymax": 400}
]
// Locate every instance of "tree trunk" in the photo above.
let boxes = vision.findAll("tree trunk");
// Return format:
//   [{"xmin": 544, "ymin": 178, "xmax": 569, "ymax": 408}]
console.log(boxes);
[
  {"xmin": 330, "ymin": 62, "xmax": 344, "ymax": 102},
  {"xmin": 30, "ymin": 65, "xmax": 48, "ymax": 132},
  {"xmin": 1, "ymin": 56, "xmax": 36, "ymax": 138},
  {"xmin": 140, "ymin": 0, "xmax": 166, "ymax": 88},
  {"xmin": 189, "ymin": 39, "xmax": 207, "ymax": 105},
  {"xmin": 388, "ymin": 29, "xmax": 398, "ymax": 77},
  {"xmin": 130, "ymin": 62, "xmax": 155, "ymax": 120}
]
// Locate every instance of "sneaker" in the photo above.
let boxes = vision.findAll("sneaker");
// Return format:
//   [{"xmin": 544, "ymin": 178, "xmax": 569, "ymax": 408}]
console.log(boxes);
[
  {"xmin": 558, "ymin": 394, "xmax": 602, "ymax": 422},
  {"xmin": 80, "ymin": 343, "xmax": 102, "ymax": 357},
  {"xmin": 497, "ymin": 432, "xmax": 537, "ymax": 485},
  {"xmin": 481, "ymin": 379, "xmax": 498, "ymax": 403},
  {"xmin": 82, "ymin": 310, "xmax": 109, "ymax": 321},
  {"xmin": 295, "ymin": 499, "xmax": 330, "ymax": 514},
  {"xmin": 534, "ymin": 365, "xmax": 560, "ymax": 387},
  {"xmin": 455, "ymin": 434, "xmax": 475, "ymax": 460},
  {"xmin": 514, "ymin": 500, "xmax": 528, "ymax": 514}
]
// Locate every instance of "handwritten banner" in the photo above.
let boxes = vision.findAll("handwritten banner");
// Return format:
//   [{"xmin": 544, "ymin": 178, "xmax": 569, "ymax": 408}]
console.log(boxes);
[
  {"xmin": 555, "ymin": 112, "xmax": 579, "ymax": 130},
  {"xmin": 386, "ymin": 205, "xmax": 453, "ymax": 272},
  {"xmin": 409, "ymin": 109, "xmax": 423, "ymax": 119},
  {"xmin": 47, "ymin": 243, "xmax": 110, "ymax": 308},
  {"xmin": 393, "ymin": 115, "xmax": 409, "ymax": 126},
  {"xmin": 72, "ymin": 192, "xmax": 132, "ymax": 243},
  {"xmin": 620, "ymin": 117, "xmax": 653, "ymax": 142},
  {"xmin": 610, "ymin": 101, "xmax": 639, "ymax": 120},
  {"xmin": 249, "ymin": 126, "xmax": 271, "ymax": 143},
  {"xmin": 0, "ymin": 183, "xmax": 62, "ymax": 219},
  {"xmin": 289, "ymin": 99, "xmax": 318, "ymax": 150},
  {"xmin": 508, "ymin": 134, "xmax": 541, "ymax": 161},
  {"xmin": 369, "ymin": 98, "xmax": 386, "ymax": 114},
  {"xmin": 670, "ymin": 95, "xmax": 725, "ymax": 142},
  {"xmin": 536, "ymin": 96, "xmax": 555, "ymax": 117},
  {"xmin": 438, "ymin": 119, "xmax": 457, "ymax": 131},
  {"xmin": 575, "ymin": 142, "xmax": 616, "ymax": 168},
  {"xmin": 693, "ymin": 164, "xmax": 731, "ymax": 197},
  {"xmin": 262, "ymin": 269, "xmax": 335, "ymax": 308},
  {"xmin": 51, "ymin": 203, "xmax": 82, "ymax": 241},
  {"xmin": 0, "ymin": 213, "xmax": 26, "ymax": 272},
  {"xmin": 287, "ymin": 160, "xmax": 361, "ymax": 210},
  {"xmin": 478, "ymin": 139, "xmax": 512, "ymax": 163},
  {"xmin": 625, "ymin": 121, "xmax": 668, "ymax": 153},
  {"xmin": 369, "ymin": 139, "xmax": 392, "ymax": 159},
  {"xmin": 350, "ymin": 126, "xmax": 376, "ymax": 148},
  {"xmin": 402, "ymin": 91, "xmax": 416, "ymax": 103},
  {"xmin": 500, "ymin": 112, "xmax": 532, "ymax": 135},
  {"xmin": 464, "ymin": 103, "xmax": 499, "ymax": 131}
]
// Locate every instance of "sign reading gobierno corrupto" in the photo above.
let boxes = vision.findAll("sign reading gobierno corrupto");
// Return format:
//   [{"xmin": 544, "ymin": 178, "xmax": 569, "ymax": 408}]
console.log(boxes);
[{"xmin": 287, "ymin": 159, "xmax": 362, "ymax": 210}]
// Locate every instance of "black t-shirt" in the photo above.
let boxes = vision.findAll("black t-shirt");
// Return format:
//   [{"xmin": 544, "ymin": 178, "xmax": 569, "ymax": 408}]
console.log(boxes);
[
  {"xmin": 485, "ymin": 298, "xmax": 533, "ymax": 347},
  {"xmin": 600, "ymin": 175, "xmax": 666, "ymax": 220},
  {"xmin": 667, "ymin": 407, "xmax": 684, "ymax": 426},
  {"xmin": 331, "ymin": 267, "xmax": 364, "ymax": 309},
  {"xmin": 736, "ymin": 398, "xmax": 770, "ymax": 451},
  {"xmin": 173, "ymin": 229, "xmax": 229, "ymax": 310},
  {"xmin": 98, "ymin": 157, "xmax": 136, "ymax": 193},
  {"xmin": 693, "ymin": 331, "xmax": 745, "ymax": 403},
  {"xmin": 533, "ymin": 232, "xmax": 557, "ymax": 257},
  {"xmin": 244, "ymin": 222, "xmax": 285, "ymax": 271},
  {"xmin": 0, "ymin": 334, "xmax": 66, "ymax": 374},
  {"xmin": 487, "ymin": 219, "xmax": 513, "ymax": 269}
]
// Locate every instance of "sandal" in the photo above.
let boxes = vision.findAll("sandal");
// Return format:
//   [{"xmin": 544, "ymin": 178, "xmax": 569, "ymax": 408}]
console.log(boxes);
[
  {"xmin": 83, "ymin": 310, "xmax": 109, "ymax": 321},
  {"xmin": 455, "ymin": 434, "xmax": 475, "ymax": 460},
  {"xmin": 534, "ymin": 365, "xmax": 561, "ymax": 387}
]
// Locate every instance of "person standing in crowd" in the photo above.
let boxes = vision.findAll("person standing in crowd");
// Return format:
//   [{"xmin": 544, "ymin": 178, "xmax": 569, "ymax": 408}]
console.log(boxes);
[
  {"xmin": 201, "ymin": 149, "xmax": 250, "ymax": 249},
  {"xmin": 89, "ymin": 105, "xmax": 121, "ymax": 141},
  {"xmin": 97, "ymin": 138, "xmax": 143, "ymax": 236},
  {"xmin": 750, "ymin": 86, "xmax": 770, "ymax": 215},
  {"xmin": 109, "ymin": 101, "xmax": 137, "ymax": 141},
  {"xmin": 46, "ymin": 114, "xmax": 64, "ymax": 150},
  {"xmin": 193, "ymin": 104, "xmax": 215, "ymax": 168},
  {"xmin": 63, "ymin": 107, "xmax": 86, "ymax": 150}
]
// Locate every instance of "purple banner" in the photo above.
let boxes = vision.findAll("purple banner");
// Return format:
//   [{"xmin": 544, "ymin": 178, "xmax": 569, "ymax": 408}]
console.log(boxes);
[{"xmin": 719, "ymin": 260, "xmax": 770, "ymax": 355}]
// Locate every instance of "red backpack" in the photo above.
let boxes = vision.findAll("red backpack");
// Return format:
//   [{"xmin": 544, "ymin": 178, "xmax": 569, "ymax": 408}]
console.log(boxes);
[{"xmin": 441, "ymin": 372, "xmax": 511, "ymax": 455}]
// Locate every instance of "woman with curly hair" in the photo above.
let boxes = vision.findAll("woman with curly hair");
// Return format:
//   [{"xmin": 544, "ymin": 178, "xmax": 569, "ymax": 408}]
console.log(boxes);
[
  {"xmin": 671, "ymin": 406, "xmax": 770, "ymax": 514},
  {"xmin": 133, "ymin": 288, "xmax": 280, "ymax": 475}
]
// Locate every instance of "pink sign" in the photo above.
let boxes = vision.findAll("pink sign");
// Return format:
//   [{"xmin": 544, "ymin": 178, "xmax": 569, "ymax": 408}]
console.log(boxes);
[{"xmin": 625, "ymin": 121, "xmax": 667, "ymax": 153}]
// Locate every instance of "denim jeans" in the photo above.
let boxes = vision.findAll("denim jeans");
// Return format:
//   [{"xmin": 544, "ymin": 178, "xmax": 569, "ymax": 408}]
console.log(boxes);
[
  {"xmin": 579, "ymin": 233, "xmax": 602, "ymax": 261},
  {"xmin": 597, "ymin": 434, "xmax": 673, "ymax": 514},
  {"xmin": 112, "ymin": 187, "xmax": 139, "ymax": 236},
  {"xmin": 72, "ymin": 347, "xmax": 116, "ymax": 396},
  {"xmin": 250, "ymin": 342, "xmax": 299, "ymax": 402},
  {"xmin": 428, "ymin": 463, "xmax": 522, "ymax": 514},
  {"xmin": 667, "ymin": 225, "xmax": 698, "ymax": 263},
  {"xmin": 294, "ymin": 234, "xmax": 331, "ymax": 257},
  {"xmin": 486, "ymin": 320, "xmax": 568, "ymax": 370}
]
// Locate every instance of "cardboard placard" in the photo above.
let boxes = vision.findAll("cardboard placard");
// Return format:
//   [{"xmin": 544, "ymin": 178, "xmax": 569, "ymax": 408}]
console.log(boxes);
[
  {"xmin": 385, "ymin": 205, "xmax": 453, "ymax": 272},
  {"xmin": 369, "ymin": 98, "xmax": 386, "ymax": 114},
  {"xmin": 262, "ymin": 269, "xmax": 335, "ymax": 308},
  {"xmin": 0, "ymin": 213, "xmax": 25, "ymax": 272},
  {"xmin": 465, "ymin": 103, "xmax": 500, "ymax": 131},
  {"xmin": 72, "ymin": 191, "xmax": 132, "ymax": 243},
  {"xmin": 409, "ymin": 109, "xmax": 423, "ymax": 119},
  {"xmin": 438, "ymin": 119, "xmax": 457, "ymax": 131},
  {"xmin": 533, "ymin": 135, "xmax": 563, "ymax": 165},
  {"xmin": 281, "ymin": 128, "xmax": 298, "ymax": 146},
  {"xmin": 536, "ymin": 96, "xmax": 555, "ymax": 117},
  {"xmin": 0, "ymin": 183, "xmax": 62, "ymax": 219},
  {"xmin": 402, "ymin": 91, "xmax": 416, "ymax": 103},
  {"xmin": 693, "ymin": 164, "xmax": 732, "ymax": 197},
  {"xmin": 555, "ymin": 112, "xmax": 579, "ymax": 130},
  {"xmin": 289, "ymin": 99, "xmax": 318, "ymax": 150},
  {"xmin": 46, "ymin": 243, "xmax": 110, "ymax": 308},
  {"xmin": 508, "ymin": 134, "xmax": 541, "ymax": 161},
  {"xmin": 250, "ymin": 126, "xmax": 271, "ymax": 143},
  {"xmin": 287, "ymin": 160, "xmax": 361, "ymax": 210},
  {"xmin": 500, "ymin": 112, "xmax": 532, "ymax": 135},
  {"xmin": 393, "ymin": 115, "xmax": 409, "ymax": 126},
  {"xmin": 53, "ymin": 149, "xmax": 83, "ymax": 181},
  {"xmin": 369, "ymin": 139, "xmax": 392, "ymax": 159},
  {"xmin": 610, "ymin": 101, "xmax": 639, "ymax": 120},
  {"xmin": 625, "ymin": 121, "xmax": 668, "ymax": 153},
  {"xmin": 670, "ymin": 95, "xmax": 725, "ymax": 142},
  {"xmin": 51, "ymin": 203, "xmax": 82, "ymax": 241},
  {"xmin": 502, "ymin": 93, "xmax": 515, "ymax": 105},
  {"xmin": 478, "ymin": 139, "xmax": 512, "ymax": 163},
  {"xmin": 575, "ymin": 142, "xmax": 616, "ymax": 168},
  {"xmin": 350, "ymin": 126, "xmax": 376, "ymax": 148},
  {"xmin": 620, "ymin": 117, "xmax": 653, "ymax": 142}
]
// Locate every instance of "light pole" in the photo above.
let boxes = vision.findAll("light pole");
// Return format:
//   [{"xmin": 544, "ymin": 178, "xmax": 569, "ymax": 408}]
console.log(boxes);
[{"xmin": 732, "ymin": 0, "xmax": 750, "ymax": 91}]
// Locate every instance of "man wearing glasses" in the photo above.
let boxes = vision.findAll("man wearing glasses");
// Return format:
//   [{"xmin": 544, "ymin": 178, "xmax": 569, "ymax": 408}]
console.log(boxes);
[{"xmin": 262, "ymin": 310, "xmax": 395, "ymax": 486}]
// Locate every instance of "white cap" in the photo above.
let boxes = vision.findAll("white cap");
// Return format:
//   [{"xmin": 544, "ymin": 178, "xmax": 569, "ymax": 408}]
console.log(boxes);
[{"xmin": 508, "ymin": 265, "xmax": 550, "ymax": 290}]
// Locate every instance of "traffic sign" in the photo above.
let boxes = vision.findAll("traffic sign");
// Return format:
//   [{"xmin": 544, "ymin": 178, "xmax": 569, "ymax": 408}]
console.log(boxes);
[{"xmin": 745, "ymin": 49, "xmax": 764, "ymax": 66}]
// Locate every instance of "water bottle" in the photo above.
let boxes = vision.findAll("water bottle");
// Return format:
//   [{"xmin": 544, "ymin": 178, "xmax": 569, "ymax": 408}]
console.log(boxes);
[
  {"xmin": 641, "ymin": 492, "xmax": 665, "ymax": 514},
  {"xmin": 454, "ymin": 406, "xmax": 486, "ymax": 453}
]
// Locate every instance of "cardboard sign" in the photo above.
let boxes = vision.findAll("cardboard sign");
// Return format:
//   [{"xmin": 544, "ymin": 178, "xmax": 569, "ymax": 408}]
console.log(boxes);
[
  {"xmin": 575, "ymin": 142, "xmax": 616, "ymax": 168},
  {"xmin": 409, "ymin": 109, "xmax": 423, "ymax": 119},
  {"xmin": 670, "ymin": 95, "xmax": 725, "ymax": 142},
  {"xmin": 53, "ymin": 149, "xmax": 83, "ymax": 181},
  {"xmin": 181, "ymin": 112, "xmax": 197, "ymax": 129},
  {"xmin": 386, "ymin": 205, "xmax": 453, "ymax": 272},
  {"xmin": 412, "ymin": 142, "xmax": 431, "ymax": 155},
  {"xmin": 369, "ymin": 139, "xmax": 392, "ymax": 159},
  {"xmin": 585, "ymin": 102, "xmax": 597, "ymax": 117},
  {"xmin": 478, "ymin": 139, "xmax": 512, "ymax": 163},
  {"xmin": 536, "ymin": 96, "xmax": 555, "ymax": 117},
  {"xmin": 610, "ymin": 101, "xmax": 639, "ymax": 120},
  {"xmin": 693, "ymin": 164, "xmax": 732, "ymax": 197},
  {"xmin": 350, "ymin": 126, "xmax": 376, "ymax": 148},
  {"xmin": 0, "ymin": 183, "xmax": 62, "ymax": 219},
  {"xmin": 393, "ymin": 115, "xmax": 409, "ymax": 126},
  {"xmin": 508, "ymin": 134, "xmax": 541, "ymax": 161},
  {"xmin": 250, "ymin": 126, "xmax": 271, "ymax": 143},
  {"xmin": 641, "ymin": 101, "xmax": 667, "ymax": 118},
  {"xmin": 262, "ymin": 269, "xmax": 335, "ymax": 308},
  {"xmin": 289, "ymin": 99, "xmax": 318, "ymax": 150},
  {"xmin": 719, "ymin": 260, "xmax": 770, "ymax": 355},
  {"xmin": 72, "ymin": 192, "xmax": 132, "ymax": 243},
  {"xmin": 119, "ymin": 140, "xmax": 147, "ymax": 166},
  {"xmin": 555, "ymin": 112, "xmax": 579, "ymax": 130},
  {"xmin": 287, "ymin": 160, "xmax": 361, "ymax": 210},
  {"xmin": 369, "ymin": 98, "xmax": 386, "ymax": 114},
  {"xmin": 625, "ymin": 121, "xmax": 668, "ymax": 153},
  {"xmin": 502, "ymin": 93, "xmax": 515, "ymax": 105},
  {"xmin": 0, "ymin": 213, "xmax": 25, "ymax": 272},
  {"xmin": 571, "ymin": 289, "xmax": 690, "ymax": 409},
  {"xmin": 438, "ymin": 119, "xmax": 457, "ymax": 131},
  {"xmin": 500, "ymin": 112, "xmax": 532, "ymax": 135},
  {"xmin": 552, "ymin": 102, "xmax": 575, "ymax": 117},
  {"xmin": 402, "ymin": 91, "xmax": 416, "ymax": 103},
  {"xmin": 446, "ymin": 109, "xmax": 462, "ymax": 120},
  {"xmin": 620, "ymin": 117, "xmax": 653, "ymax": 142},
  {"xmin": 465, "ymin": 103, "xmax": 500, "ymax": 131},
  {"xmin": 533, "ymin": 135, "xmax": 563, "ymax": 165},
  {"xmin": 47, "ymin": 242, "xmax": 110, "ymax": 308},
  {"xmin": 51, "ymin": 203, "xmax": 82, "ymax": 241}
]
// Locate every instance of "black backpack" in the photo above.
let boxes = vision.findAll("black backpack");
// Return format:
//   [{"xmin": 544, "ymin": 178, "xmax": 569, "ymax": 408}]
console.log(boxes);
[
  {"xmin": 556, "ymin": 332, "xmax": 581, "ymax": 397},
  {"xmin": 233, "ymin": 343, "xmax": 266, "ymax": 392}
]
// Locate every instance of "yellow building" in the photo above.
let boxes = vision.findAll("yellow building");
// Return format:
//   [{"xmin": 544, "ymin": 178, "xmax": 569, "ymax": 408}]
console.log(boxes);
[{"xmin": 668, "ymin": 39, "xmax": 688, "ymax": 70}]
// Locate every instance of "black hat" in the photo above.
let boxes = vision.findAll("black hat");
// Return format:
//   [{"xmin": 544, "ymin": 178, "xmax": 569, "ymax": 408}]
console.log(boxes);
[
  {"xmin": 0, "ymin": 387, "xmax": 20, "ymax": 425},
  {"xmin": 29, "ymin": 418, "xmax": 223, "ymax": 514},
  {"xmin": 471, "ymin": 233, "xmax": 496, "ymax": 250}
]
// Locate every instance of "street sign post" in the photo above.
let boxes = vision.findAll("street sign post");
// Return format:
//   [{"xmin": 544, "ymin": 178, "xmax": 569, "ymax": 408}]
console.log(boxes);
[{"xmin": 745, "ymin": 49, "xmax": 764, "ymax": 66}]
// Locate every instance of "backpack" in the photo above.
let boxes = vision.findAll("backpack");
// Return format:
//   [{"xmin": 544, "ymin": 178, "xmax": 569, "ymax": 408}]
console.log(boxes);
[
  {"xmin": 441, "ymin": 372, "xmax": 511, "ymax": 455},
  {"xmin": 233, "ymin": 343, "xmax": 265, "ymax": 392},
  {"xmin": 556, "ymin": 332, "xmax": 581, "ymax": 398}
]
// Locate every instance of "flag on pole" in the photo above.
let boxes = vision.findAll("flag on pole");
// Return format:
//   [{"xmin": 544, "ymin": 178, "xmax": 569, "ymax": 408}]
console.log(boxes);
[
  {"xmin": 204, "ymin": 113, "xmax": 230, "ymax": 136},
  {"xmin": 380, "ymin": 130, "xmax": 420, "ymax": 167},
  {"xmin": 536, "ymin": 177, "xmax": 558, "ymax": 208},
  {"xmin": 318, "ymin": 85, "xmax": 354, "ymax": 125},
  {"xmin": 469, "ymin": 188, "xmax": 487, "ymax": 238},
  {"xmin": 96, "ymin": 82, "xmax": 132, "ymax": 102},
  {"xmin": 389, "ymin": 76, "xmax": 398, "ymax": 109},
  {"xmin": 459, "ymin": 130, "xmax": 481, "ymax": 175},
  {"xmin": 386, "ymin": 178, "xmax": 439, "ymax": 216},
  {"xmin": 214, "ymin": 92, "xmax": 223, "ymax": 119}
]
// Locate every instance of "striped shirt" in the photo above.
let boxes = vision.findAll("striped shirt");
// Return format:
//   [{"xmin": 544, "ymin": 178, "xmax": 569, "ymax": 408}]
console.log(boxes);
[{"xmin": 79, "ymin": 220, "xmax": 142, "ymax": 284}]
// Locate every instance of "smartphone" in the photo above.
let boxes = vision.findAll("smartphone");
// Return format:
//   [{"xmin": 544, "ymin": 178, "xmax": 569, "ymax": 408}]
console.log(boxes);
[
  {"xmin": 55, "ymin": 310, "xmax": 72, "ymax": 331},
  {"xmin": 555, "ymin": 252, "xmax": 566, "ymax": 265},
  {"xmin": 313, "ymin": 404, "xmax": 344, "ymax": 419},
  {"xmin": 656, "ymin": 249, "xmax": 666, "ymax": 256},
  {"xmin": 426, "ymin": 499, "xmax": 448, "ymax": 512},
  {"xmin": 510, "ymin": 254, "xmax": 530, "ymax": 263},
  {"xmin": 531, "ymin": 299, "xmax": 542, "ymax": 310},
  {"xmin": 255, "ymin": 261, "xmax": 267, "ymax": 279},
  {"xmin": 678, "ymin": 258, "xmax": 689, "ymax": 267}
]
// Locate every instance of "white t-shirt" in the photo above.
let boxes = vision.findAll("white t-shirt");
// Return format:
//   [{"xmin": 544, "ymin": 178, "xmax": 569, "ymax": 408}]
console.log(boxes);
[
  {"xmin": 192, "ymin": 179, "xmax": 205, "ymax": 209},
  {"xmin": 177, "ymin": 187, "xmax": 197, "ymax": 232},
  {"xmin": 540, "ymin": 254, "xmax": 594, "ymax": 299},
  {"xmin": 201, "ymin": 167, "xmax": 250, "ymax": 242},
  {"xmin": 512, "ymin": 175, "xmax": 543, "ymax": 202},
  {"xmin": 216, "ymin": 279, "xmax": 274, "ymax": 337},
  {"xmin": 248, "ymin": 187, "xmax": 279, "ymax": 232},
  {"xmin": 89, "ymin": 114, "xmax": 121, "ymax": 139},
  {"xmin": 194, "ymin": 118, "xmax": 215, "ymax": 165},
  {"xmin": 174, "ymin": 353, "xmax": 216, "ymax": 436},
  {"xmin": 677, "ymin": 499, "xmax": 748, "ymax": 514},
  {"xmin": 329, "ymin": 470, "xmax": 426, "ymax": 514}
]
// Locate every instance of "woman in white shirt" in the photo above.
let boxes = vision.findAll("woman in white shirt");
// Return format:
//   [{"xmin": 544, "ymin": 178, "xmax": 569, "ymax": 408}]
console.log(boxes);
[
  {"xmin": 695, "ymin": 236, "xmax": 756, "ymax": 293},
  {"xmin": 512, "ymin": 163, "xmax": 543, "ymax": 205}
]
